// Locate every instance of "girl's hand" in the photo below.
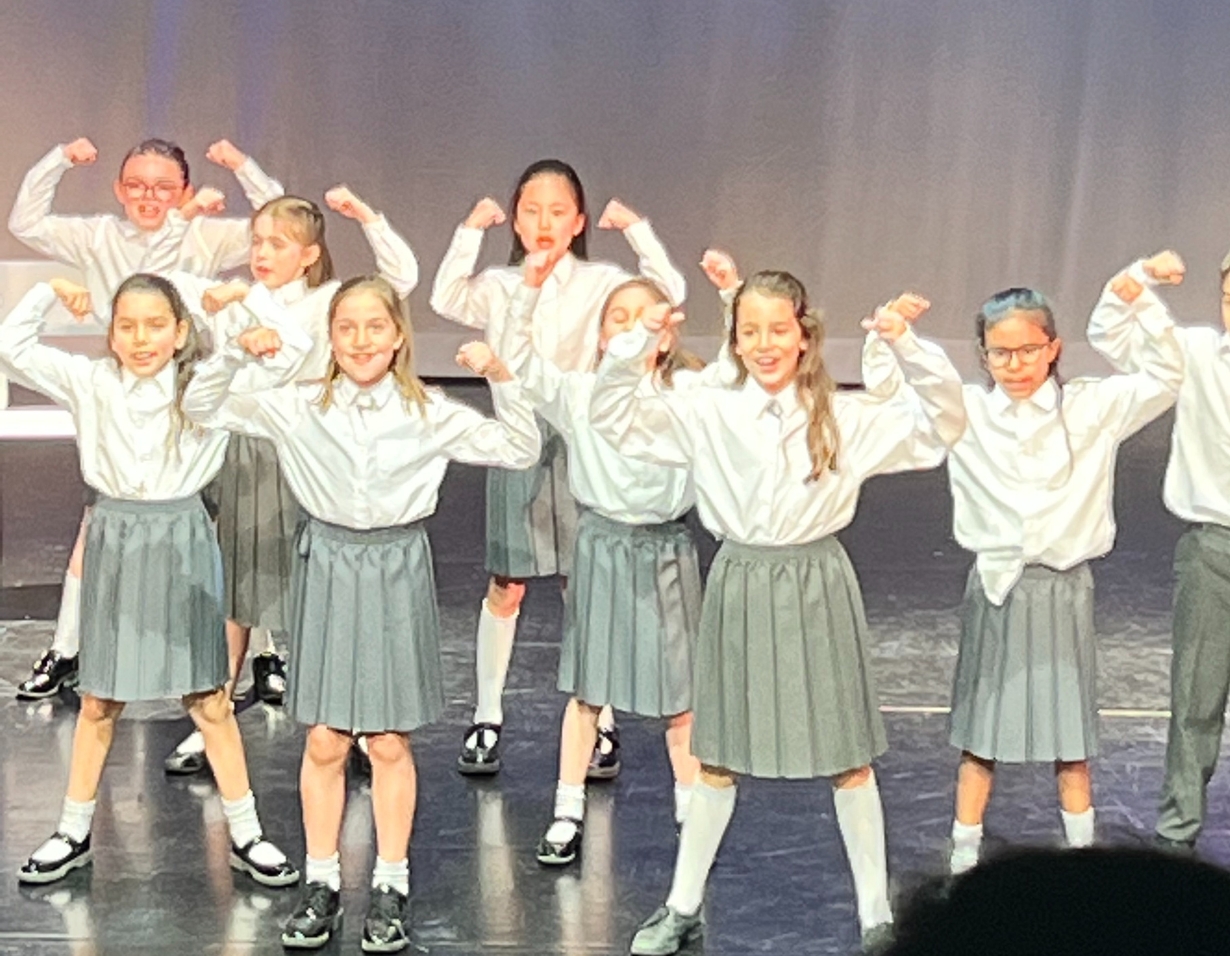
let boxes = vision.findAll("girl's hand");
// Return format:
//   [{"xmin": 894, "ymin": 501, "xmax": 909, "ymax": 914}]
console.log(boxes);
[
  {"xmin": 641, "ymin": 302, "xmax": 686, "ymax": 334},
  {"xmin": 237, "ymin": 327, "xmax": 283, "ymax": 359},
  {"xmin": 523, "ymin": 249, "xmax": 564, "ymax": 289},
  {"xmin": 62, "ymin": 138, "xmax": 98, "ymax": 166},
  {"xmin": 205, "ymin": 139, "xmax": 248, "ymax": 171},
  {"xmin": 181, "ymin": 186, "xmax": 226, "ymax": 220},
  {"xmin": 202, "ymin": 280, "xmax": 250, "ymax": 314},
  {"xmin": 861, "ymin": 305, "xmax": 910, "ymax": 343},
  {"xmin": 325, "ymin": 185, "xmax": 378, "ymax": 225},
  {"xmin": 598, "ymin": 199, "xmax": 642, "ymax": 231},
  {"xmin": 456, "ymin": 341, "xmax": 513, "ymax": 383},
  {"xmin": 884, "ymin": 292, "xmax": 930, "ymax": 323},
  {"xmin": 1142, "ymin": 250, "xmax": 1185, "ymax": 285},
  {"xmin": 700, "ymin": 249, "xmax": 739, "ymax": 291},
  {"xmin": 49, "ymin": 278, "xmax": 92, "ymax": 320},
  {"xmin": 464, "ymin": 197, "xmax": 507, "ymax": 230},
  {"xmin": 1110, "ymin": 273, "xmax": 1144, "ymax": 304}
]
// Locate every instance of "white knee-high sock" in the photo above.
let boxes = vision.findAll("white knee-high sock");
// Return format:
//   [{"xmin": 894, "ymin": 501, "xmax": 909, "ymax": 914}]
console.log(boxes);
[
  {"xmin": 597, "ymin": 705, "xmax": 616, "ymax": 733},
  {"xmin": 833, "ymin": 772, "xmax": 893, "ymax": 930},
  {"xmin": 51, "ymin": 571, "xmax": 81, "ymax": 658},
  {"xmin": 473, "ymin": 601, "xmax": 518, "ymax": 726},
  {"xmin": 1061, "ymin": 807, "xmax": 1095, "ymax": 848},
  {"xmin": 665, "ymin": 780, "xmax": 737, "ymax": 916},
  {"xmin": 949, "ymin": 819, "xmax": 983, "ymax": 874}
]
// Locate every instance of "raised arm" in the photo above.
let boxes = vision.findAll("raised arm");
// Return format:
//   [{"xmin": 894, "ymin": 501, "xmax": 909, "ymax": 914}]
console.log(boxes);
[
  {"xmin": 429, "ymin": 375, "xmax": 542, "ymax": 469},
  {"xmin": 1087, "ymin": 252, "xmax": 1187, "ymax": 374},
  {"xmin": 429, "ymin": 197, "xmax": 506, "ymax": 330},
  {"xmin": 599, "ymin": 199, "xmax": 687, "ymax": 305},
  {"xmin": 185, "ymin": 141, "xmax": 287, "ymax": 272},
  {"xmin": 206, "ymin": 140, "xmax": 285, "ymax": 210},
  {"xmin": 324, "ymin": 185, "xmax": 420, "ymax": 298},
  {"xmin": 8, "ymin": 140, "xmax": 100, "ymax": 267},
  {"xmin": 0, "ymin": 282, "xmax": 95, "ymax": 409}
]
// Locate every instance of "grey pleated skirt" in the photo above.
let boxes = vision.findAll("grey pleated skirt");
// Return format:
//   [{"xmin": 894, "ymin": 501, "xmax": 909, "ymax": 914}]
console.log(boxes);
[
  {"xmin": 211, "ymin": 434, "xmax": 298, "ymax": 631},
  {"xmin": 949, "ymin": 563, "xmax": 1097, "ymax": 763},
  {"xmin": 692, "ymin": 537, "xmax": 887, "ymax": 779},
  {"xmin": 559, "ymin": 509, "xmax": 702, "ymax": 716},
  {"xmin": 78, "ymin": 495, "xmax": 228, "ymax": 702},
  {"xmin": 485, "ymin": 416, "xmax": 577, "ymax": 578},
  {"xmin": 287, "ymin": 516, "xmax": 445, "ymax": 734}
]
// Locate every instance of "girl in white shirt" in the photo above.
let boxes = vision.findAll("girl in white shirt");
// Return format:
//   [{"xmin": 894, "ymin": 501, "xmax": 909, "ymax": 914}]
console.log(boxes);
[
  {"xmin": 464, "ymin": 256, "xmax": 705, "ymax": 869},
  {"xmin": 10, "ymin": 136, "xmax": 283, "ymax": 705},
  {"xmin": 1, "ymin": 274, "xmax": 298, "ymax": 891},
  {"xmin": 590, "ymin": 271, "xmax": 967, "ymax": 955},
  {"xmin": 432, "ymin": 159, "xmax": 687, "ymax": 777},
  {"xmin": 162, "ymin": 188, "xmax": 420, "ymax": 776},
  {"xmin": 943, "ymin": 252, "xmax": 1185, "ymax": 875},
  {"xmin": 182, "ymin": 275, "xmax": 540, "ymax": 953}
]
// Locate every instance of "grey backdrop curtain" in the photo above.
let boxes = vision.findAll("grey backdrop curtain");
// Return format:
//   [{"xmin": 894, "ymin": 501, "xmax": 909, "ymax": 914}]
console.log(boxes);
[{"xmin": 2, "ymin": 0, "xmax": 1228, "ymax": 376}]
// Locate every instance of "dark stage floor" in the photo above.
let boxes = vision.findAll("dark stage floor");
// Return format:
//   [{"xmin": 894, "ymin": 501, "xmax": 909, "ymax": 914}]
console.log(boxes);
[{"xmin": 1, "ymin": 383, "xmax": 1228, "ymax": 956}]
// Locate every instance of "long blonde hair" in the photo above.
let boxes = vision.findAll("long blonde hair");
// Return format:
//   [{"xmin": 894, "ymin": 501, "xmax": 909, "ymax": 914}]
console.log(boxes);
[
  {"xmin": 252, "ymin": 196, "xmax": 335, "ymax": 288},
  {"xmin": 598, "ymin": 278, "xmax": 704, "ymax": 386},
  {"xmin": 729, "ymin": 271, "xmax": 839, "ymax": 480},
  {"xmin": 315, "ymin": 275, "xmax": 428, "ymax": 414}
]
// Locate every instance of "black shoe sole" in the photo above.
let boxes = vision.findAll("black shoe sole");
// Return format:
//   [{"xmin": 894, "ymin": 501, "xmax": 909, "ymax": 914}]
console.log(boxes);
[
  {"xmin": 281, "ymin": 911, "xmax": 343, "ymax": 950},
  {"xmin": 17, "ymin": 849, "xmax": 93, "ymax": 885},
  {"xmin": 586, "ymin": 760, "xmax": 621, "ymax": 781},
  {"xmin": 457, "ymin": 758, "xmax": 501, "ymax": 776},
  {"xmin": 536, "ymin": 847, "xmax": 579, "ymax": 866},
  {"xmin": 15, "ymin": 673, "xmax": 79, "ymax": 702},
  {"xmin": 360, "ymin": 933, "xmax": 410, "ymax": 953},
  {"xmin": 163, "ymin": 752, "xmax": 209, "ymax": 776},
  {"xmin": 229, "ymin": 852, "xmax": 300, "ymax": 888}
]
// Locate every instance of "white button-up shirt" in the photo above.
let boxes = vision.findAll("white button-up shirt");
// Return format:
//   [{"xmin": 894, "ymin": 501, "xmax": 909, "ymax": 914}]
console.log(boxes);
[
  {"xmin": 591, "ymin": 324, "xmax": 966, "ymax": 545},
  {"xmin": 182, "ymin": 335, "xmax": 542, "ymax": 531},
  {"xmin": 949, "ymin": 268, "xmax": 1182, "ymax": 604},
  {"xmin": 430, "ymin": 219, "xmax": 687, "ymax": 371},
  {"xmin": 9, "ymin": 145, "xmax": 284, "ymax": 321}
]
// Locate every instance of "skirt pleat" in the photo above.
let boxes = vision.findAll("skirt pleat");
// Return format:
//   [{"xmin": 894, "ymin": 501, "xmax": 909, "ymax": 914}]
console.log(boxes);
[
  {"xmin": 559, "ymin": 510, "xmax": 701, "ymax": 716},
  {"xmin": 78, "ymin": 495, "xmax": 227, "ymax": 701},
  {"xmin": 287, "ymin": 517, "xmax": 445, "ymax": 734},
  {"xmin": 693, "ymin": 537, "xmax": 887, "ymax": 779},
  {"xmin": 949, "ymin": 563, "xmax": 1098, "ymax": 763}
]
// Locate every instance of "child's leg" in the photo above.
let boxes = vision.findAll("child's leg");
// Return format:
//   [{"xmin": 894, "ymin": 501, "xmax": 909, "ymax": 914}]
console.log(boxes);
[
  {"xmin": 225, "ymin": 621, "xmax": 253, "ymax": 695},
  {"xmin": 474, "ymin": 580, "xmax": 524, "ymax": 726},
  {"xmin": 17, "ymin": 521, "xmax": 85, "ymax": 700},
  {"xmin": 950, "ymin": 751, "xmax": 995, "ymax": 873},
  {"xmin": 168, "ymin": 623, "xmax": 252, "ymax": 765},
  {"xmin": 665, "ymin": 764, "xmax": 738, "ymax": 915},
  {"xmin": 183, "ymin": 687, "xmax": 249, "ymax": 800},
  {"xmin": 1056, "ymin": 758, "xmax": 1094, "ymax": 847},
  {"xmin": 832, "ymin": 765, "xmax": 893, "ymax": 933},
  {"xmin": 301, "ymin": 725, "xmax": 353, "ymax": 863},
  {"xmin": 665, "ymin": 711, "xmax": 700, "ymax": 825},
  {"xmin": 539, "ymin": 698, "xmax": 600, "ymax": 863},
  {"xmin": 367, "ymin": 732, "xmax": 416, "ymax": 892}
]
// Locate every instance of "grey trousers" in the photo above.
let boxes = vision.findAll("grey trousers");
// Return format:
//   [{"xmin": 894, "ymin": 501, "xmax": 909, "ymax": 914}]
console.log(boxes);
[{"xmin": 1157, "ymin": 524, "xmax": 1230, "ymax": 843}]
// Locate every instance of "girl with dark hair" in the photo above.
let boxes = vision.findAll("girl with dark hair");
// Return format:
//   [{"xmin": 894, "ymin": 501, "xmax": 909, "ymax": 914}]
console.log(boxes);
[
  {"xmin": 0, "ymin": 274, "xmax": 299, "ymax": 891},
  {"xmin": 941, "ymin": 252, "xmax": 1184, "ymax": 875},
  {"xmin": 161, "ymin": 185, "xmax": 419, "ymax": 777},
  {"xmin": 10, "ymin": 136, "xmax": 284, "ymax": 706},
  {"xmin": 431, "ymin": 159, "xmax": 687, "ymax": 779},
  {"xmin": 590, "ymin": 271, "xmax": 966, "ymax": 953},
  {"xmin": 182, "ymin": 275, "xmax": 541, "ymax": 952}
]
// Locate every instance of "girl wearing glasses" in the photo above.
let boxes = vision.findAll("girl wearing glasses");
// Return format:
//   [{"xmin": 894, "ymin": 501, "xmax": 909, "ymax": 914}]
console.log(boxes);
[{"xmin": 940, "ymin": 252, "xmax": 1184, "ymax": 874}]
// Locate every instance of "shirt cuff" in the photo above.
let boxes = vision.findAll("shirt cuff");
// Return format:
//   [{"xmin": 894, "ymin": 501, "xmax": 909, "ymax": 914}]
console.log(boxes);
[
  {"xmin": 886, "ymin": 325, "xmax": 925, "ymax": 358},
  {"xmin": 453, "ymin": 224, "xmax": 485, "ymax": 256},
  {"xmin": 361, "ymin": 213, "xmax": 389, "ymax": 235},
  {"xmin": 1127, "ymin": 260, "xmax": 1157, "ymax": 287}
]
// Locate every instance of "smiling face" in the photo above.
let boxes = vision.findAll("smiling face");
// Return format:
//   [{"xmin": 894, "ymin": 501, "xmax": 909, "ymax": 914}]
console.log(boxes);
[
  {"xmin": 113, "ymin": 153, "xmax": 189, "ymax": 232},
  {"xmin": 108, "ymin": 289, "xmax": 189, "ymax": 378},
  {"xmin": 512, "ymin": 173, "xmax": 586, "ymax": 260},
  {"xmin": 733, "ymin": 291, "xmax": 808, "ymax": 394},
  {"xmin": 983, "ymin": 309, "xmax": 1061, "ymax": 401},
  {"xmin": 249, "ymin": 213, "xmax": 320, "ymax": 289},
  {"xmin": 330, "ymin": 289, "xmax": 405, "ymax": 388}
]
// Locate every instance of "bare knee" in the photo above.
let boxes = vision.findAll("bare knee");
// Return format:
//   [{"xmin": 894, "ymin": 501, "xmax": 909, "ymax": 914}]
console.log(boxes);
[
  {"xmin": 366, "ymin": 732, "xmax": 411, "ymax": 768},
  {"xmin": 833, "ymin": 764, "xmax": 873, "ymax": 790},
  {"xmin": 666, "ymin": 711, "xmax": 694, "ymax": 730},
  {"xmin": 79, "ymin": 694, "xmax": 123, "ymax": 724},
  {"xmin": 304, "ymin": 725, "xmax": 353, "ymax": 769},
  {"xmin": 184, "ymin": 687, "xmax": 234, "ymax": 727},
  {"xmin": 699, "ymin": 763, "xmax": 738, "ymax": 788},
  {"xmin": 487, "ymin": 576, "xmax": 526, "ymax": 616}
]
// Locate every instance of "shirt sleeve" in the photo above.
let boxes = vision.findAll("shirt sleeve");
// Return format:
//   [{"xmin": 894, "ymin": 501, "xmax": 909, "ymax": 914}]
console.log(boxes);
[
  {"xmin": 427, "ymin": 381, "xmax": 542, "ymax": 468},
  {"xmin": 232, "ymin": 155, "xmax": 285, "ymax": 209},
  {"xmin": 623, "ymin": 219, "xmax": 687, "ymax": 305},
  {"xmin": 7, "ymin": 146, "xmax": 97, "ymax": 267},
  {"xmin": 590, "ymin": 323, "xmax": 696, "ymax": 467},
  {"xmin": 429, "ymin": 224, "xmax": 498, "ymax": 330},
  {"xmin": 0, "ymin": 283, "xmax": 93, "ymax": 411},
  {"xmin": 362, "ymin": 214, "xmax": 420, "ymax": 299},
  {"xmin": 496, "ymin": 283, "xmax": 582, "ymax": 437}
]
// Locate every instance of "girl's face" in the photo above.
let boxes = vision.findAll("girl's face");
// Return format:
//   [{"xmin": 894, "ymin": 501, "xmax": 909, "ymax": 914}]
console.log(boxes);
[
  {"xmin": 330, "ymin": 290, "xmax": 405, "ymax": 388},
  {"xmin": 1220, "ymin": 273, "xmax": 1230, "ymax": 333},
  {"xmin": 113, "ymin": 153, "xmax": 188, "ymax": 232},
  {"xmin": 513, "ymin": 173, "xmax": 585, "ymax": 260},
  {"xmin": 109, "ymin": 290, "xmax": 189, "ymax": 378},
  {"xmin": 249, "ymin": 214, "xmax": 320, "ymax": 289},
  {"xmin": 600, "ymin": 285, "xmax": 672, "ymax": 367},
  {"xmin": 734, "ymin": 291, "xmax": 807, "ymax": 394},
  {"xmin": 983, "ymin": 310, "xmax": 1061, "ymax": 400}
]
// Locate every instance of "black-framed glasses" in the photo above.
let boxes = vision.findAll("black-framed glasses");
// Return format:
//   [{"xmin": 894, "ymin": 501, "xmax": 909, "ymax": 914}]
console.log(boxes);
[{"xmin": 983, "ymin": 343, "xmax": 1051, "ymax": 368}]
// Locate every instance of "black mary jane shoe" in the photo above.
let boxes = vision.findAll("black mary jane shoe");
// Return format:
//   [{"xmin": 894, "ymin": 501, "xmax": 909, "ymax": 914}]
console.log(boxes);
[
  {"xmin": 457, "ymin": 722, "xmax": 503, "ymax": 776},
  {"xmin": 163, "ymin": 746, "xmax": 209, "ymax": 776},
  {"xmin": 18, "ymin": 833, "xmax": 93, "ymax": 885},
  {"xmin": 281, "ymin": 881, "xmax": 343, "ymax": 949},
  {"xmin": 16, "ymin": 651, "xmax": 79, "ymax": 701},
  {"xmin": 253, "ymin": 651, "xmax": 288, "ymax": 706},
  {"xmin": 586, "ymin": 726, "xmax": 622, "ymax": 781},
  {"xmin": 229, "ymin": 837, "xmax": 300, "ymax": 888},
  {"xmin": 535, "ymin": 817, "xmax": 583, "ymax": 866},
  {"xmin": 361, "ymin": 884, "xmax": 411, "ymax": 953}
]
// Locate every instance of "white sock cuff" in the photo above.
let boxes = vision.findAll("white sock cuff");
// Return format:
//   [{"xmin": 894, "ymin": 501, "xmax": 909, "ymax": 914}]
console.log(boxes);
[
  {"xmin": 695, "ymin": 778, "xmax": 737, "ymax": 804},
  {"xmin": 220, "ymin": 790, "xmax": 256, "ymax": 814},
  {"xmin": 481, "ymin": 599, "xmax": 519, "ymax": 622},
  {"xmin": 952, "ymin": 819, "xmax": 984, "ymax": 841}
]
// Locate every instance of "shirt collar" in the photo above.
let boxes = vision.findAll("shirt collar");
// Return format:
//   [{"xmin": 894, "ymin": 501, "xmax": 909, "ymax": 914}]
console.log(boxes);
[
  {"xmin": 334, "ymin": 373, "xmax": 398, "ymax": 411},
  {"xmin": 120, "ymin": 360, "xmax": 177, "ymax": 398},
  {"xmin": 744, "ymin": 376, "xmax": 801, "ymax": 419},
  {"xmin": 1219, "ymin": 331, "xmax": 1230, "ymax": 355},
  {"xmin": 530, "ymin": 252, "xmax": 576, "ymax": 290},
  {"xmin": 115, "ymin": 210, "xmax": 181, "ymax": 245},
  {"xmin": 988, "ymin": 377, "xmax": 1058, "ymax": 414},
  {"xmin": 271, "ymin": 277, "xmax": 309, "ymax": 306}
]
